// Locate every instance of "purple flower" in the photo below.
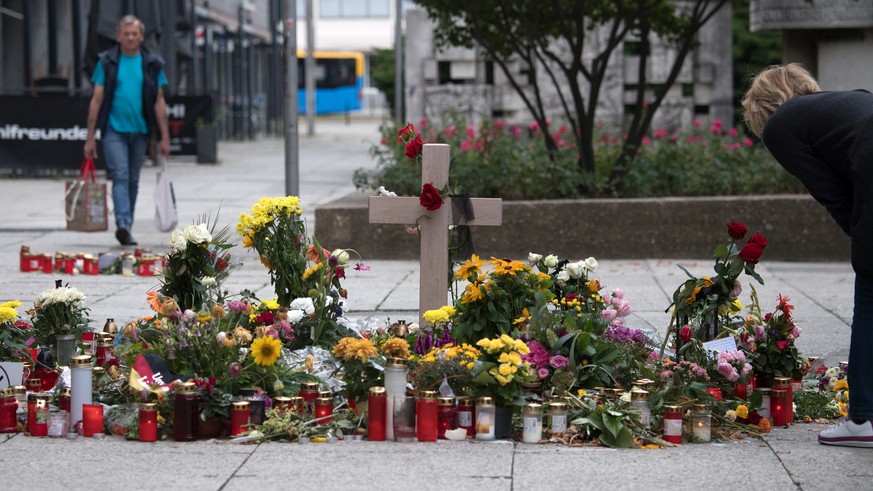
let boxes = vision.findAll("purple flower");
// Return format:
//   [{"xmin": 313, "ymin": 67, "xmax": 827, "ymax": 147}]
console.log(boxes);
[
  {"xmin": 328, "ymin": 255, "xmax": 340, "ymax": 269},
  {"xmin": 354, "ymin": 263, "xmax": 371, "ymax": 271},
  {"xmin": 754, "ymin": 325, "xmax": 766, "ymax": 342},
  {"xmin": 549, "ymin": 355, "xmax": 569, "ymax": 369},
  {"xmin": 604, "ymin": 325, "xmax": 648, "ymax": 346},
  {"xmin": 227, "ymin": 300, "xmax": 248, "ymax": 312},
  {"xmin": 537, "ymin": 367, "xmax": 550, "ymax": 380}
]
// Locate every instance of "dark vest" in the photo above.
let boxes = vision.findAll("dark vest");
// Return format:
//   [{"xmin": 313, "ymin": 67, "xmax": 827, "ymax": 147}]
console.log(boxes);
[{"xmin": 95, "ymin": 45, "xmax": 165, "ymax": 137}]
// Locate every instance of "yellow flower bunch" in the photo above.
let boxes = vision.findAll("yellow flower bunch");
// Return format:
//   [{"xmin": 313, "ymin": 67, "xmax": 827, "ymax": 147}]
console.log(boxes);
[
  {"xmin": 422, "ymin": 306, "xmax": 453, "ymax": 325},
  {"xmin": 474, "ymin": 335, "xmax": 531, "ymax": 385},
  {"xmin": 380, "ymin": 337, "xmax": 410, "ymax": 358},
  {"xmin": 418, "ymin": 342, "xmax": 480, "ymax": 369},
  {"xmin": 236, "ymin": 196, "xmax": 303, "ymax": 238},
  {"xmin": 0, "ymin": 300, "xmax": 21, "ymax": 324},
  {"xmin": 333, "ymin": 337, "xmax": 378, "ymax": 362}
]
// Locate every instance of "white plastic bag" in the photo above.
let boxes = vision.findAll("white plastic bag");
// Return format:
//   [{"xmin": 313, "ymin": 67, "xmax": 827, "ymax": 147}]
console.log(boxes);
[{"xmin": 154, "ymin": 157, "xmax": 178, "ymax": 232}]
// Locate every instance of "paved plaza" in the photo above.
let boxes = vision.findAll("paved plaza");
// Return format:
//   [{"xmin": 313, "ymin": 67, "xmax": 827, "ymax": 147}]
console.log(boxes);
[{"xmin": 0, "ymin": 117, "xmax": 868, "ymax": 490}]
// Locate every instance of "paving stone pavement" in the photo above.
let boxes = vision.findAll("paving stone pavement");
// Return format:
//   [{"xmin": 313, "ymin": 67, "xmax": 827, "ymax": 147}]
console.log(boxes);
[{"xmin": 0, "ymin": 117, "xmax": 867, "ymax": 490}]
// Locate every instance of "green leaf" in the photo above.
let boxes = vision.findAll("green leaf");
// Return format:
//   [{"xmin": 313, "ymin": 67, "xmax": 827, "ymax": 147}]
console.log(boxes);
[
  {"xmin": 714, "ymin": 244, "xmax": 728, "ymax": 260},
  {"xmin": 602, "ymin": 412, "xmax": 622, "ymax": 437},
  {"xmin": 599, "ymin": 427, "xmax": 635, "ymax": 448}
]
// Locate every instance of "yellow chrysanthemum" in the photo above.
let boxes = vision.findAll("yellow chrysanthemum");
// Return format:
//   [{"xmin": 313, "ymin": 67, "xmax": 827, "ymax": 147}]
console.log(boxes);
[
  {"xmin": 454, "ymin": 254, "xmax": 486, "ymax": 280},
  {"xmin": 465, "ymin": 361, "xmax": 475, "ymax": 370},
  {"xmin": 0, "ymin": 306, "xmax": 18, "ymax": 324},
  {"xmin": 0, "ymin": 300, "xmax": 22, "ymax": 309},
  {"xmin": 735, "ymin": 404, "xmax": 749, "ymax": 419},
  {"xmin": 445, "ymin": 347, "xmax": 459, "ymax": 359},
  {"xmin": 261, "ymin": 298, "xmax": 280, "ymax": 311},
  {"xmin": 423, "ymin": 308, "xmax": 450, "ymax": 325},
  {"xmin": 381, "ymin": 338, "xmax": 410, "ymax": 358},
  {"xmin": 834, "ymin": 379, "xmax": 849, "ymax": 391},
  {"xmin": 440, "ymin": 305, "xmax": 456, "ymax": 317},
  {"xmin": 251, "ymin": 335, "xmax": 282, "ymax": 366}
]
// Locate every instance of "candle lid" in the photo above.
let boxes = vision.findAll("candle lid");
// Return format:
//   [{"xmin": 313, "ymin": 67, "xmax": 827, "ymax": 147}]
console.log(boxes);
[
  {"xmin": 98, "ymin": 339, "xmax": 114, "ymax": 348},
  {"xmin": 232, "ymin": 401, "xmax": 250, "ymax": 409},
  {"xmin": 315, "ymin": 397, "xmax": 333, "ymax": 405},
  {"xmin": 548, "ymin": 401, "xmax": 568, "ymax": 411},
  {"xmin": 773, "ymin": 377, "xmax": 791, "ymax": 385},
  {"xmin": 455, "ymin": 395, "xmax": 471, "ymax": 404},
  {"xmin": 523, "ymin": 403, "xmax": 543, "ymax": 415},
  {"xmin": 60, "ymin": 387, "xmax": 72, "ymax": 397},
  {"xmin": 771, "ymin": 389, "xmax": 788, "ymax": 397},
  {"xmin": 273, "ymin": 396, "xmax": 292, "ymax": 404},
  {"xmin": 176, "ymin": 382, "xmax": 198, "ymax": 395},
  {"xmin": 476, "ymin": 396, "xmax": 494, "ymax": 406},
  {"xmin": 28, "ymin": 392, "xmax": 49, "ymax": 402},
  {"xmin": 418, "ymin": 390, "xmax": 438, "ymax": 400},
  {"xmin": 318, "ymin": 390, "xmax": 332, "ymax": 397},
  {"xmin": 437, "ymin": 396, "xmax": 456, "ymax": 406},
  {"xmin": 631, "ymin": 389, "xmax": 650, "ymax": 400},
  {"xmin": 70, "ymin": 355, "xmax": 93, "ymax": 368},
  {"xmin": 288, "ymin": 396, "xmax": 304, "ymax": 404},
  {"xmin": 0, "ymin": 388, "xmax": 15, "ymax": 398},
  {"xmin": 692, "ymin": 404, "xmax": 710, "ymax": 413},
  {"xmin": 12, "ymin": 386, "xmax": 26, "ymax": 396},
  {"xmin": 663, "ymin": 404, "xmax": 684, "ymax": 412},
  {"xmin": 385, "ymin": 357, "xmax": 409, "ymax": 368},
  {"xmin": 519, "ymin": 380, "xmax": 542, "ymax": 389},
  {"xmin": 757, "ymin": 387, "xmax": 772, "ymax": 394},
  {"xmin": 93, "ymin": 367, "xmax": 106, "ymax": 375},
  {"xmin": 300, "ymin": 381, "xmax": 320, "ymax": 391},
  {"xmin": 140, "ymin": 403, "xmax": 157, "ymax": 411},
  {"xmin": 369, "ymin": 386, "xmax": 386, "ymax": 395}
]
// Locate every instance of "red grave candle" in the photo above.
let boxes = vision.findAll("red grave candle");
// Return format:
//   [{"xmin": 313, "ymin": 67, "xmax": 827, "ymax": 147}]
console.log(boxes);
[
  {"xmin": 416, "ymin": 391, "xmax": 438, "ymax": 442},
  {"xmin": 139, "ymin": 403, "xmax": 158, "ymax": 442},
  {"xmin": 314, "ymin": 397, "xmax": 334, "ymax": 424},
  {"xmin": 367, "ymin": 387, "xmax": 387, "ymax": 441},
  {"xmin": 456, "ymin": 396, "xmax": 475, "ymax": 437},
  {"xmin": 230, "ymin": 401, "xmax": 251, "ymax": 437},
  {"xmin": 82, "ymin": 403, "xmax": 103, "ymax": 437},
  {"xmin": 773, "ymin": 377, "xmax": 793, "ymax": 425},
  {"xmin": 770, "ymin": 389, "xmax": 789, "ymax": 426},
  {"xmin": 437, "ymin": 396, "xmax": 457, "ymax": 439},
  {"xmin": 663, "ymin": 404, "xmax": 683, "ymax": 444}
]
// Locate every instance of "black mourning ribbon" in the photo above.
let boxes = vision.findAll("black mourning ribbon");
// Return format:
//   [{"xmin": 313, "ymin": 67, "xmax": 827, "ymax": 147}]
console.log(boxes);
[{"xmin": 451, "ymin": 193, "xmax": 475, "ymax": 260}]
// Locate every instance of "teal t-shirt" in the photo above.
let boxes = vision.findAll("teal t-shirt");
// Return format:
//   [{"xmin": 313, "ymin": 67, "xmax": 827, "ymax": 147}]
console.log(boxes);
[{"xmin": 92, "ymin": 53, "xmax": 168, "ymax": 134}]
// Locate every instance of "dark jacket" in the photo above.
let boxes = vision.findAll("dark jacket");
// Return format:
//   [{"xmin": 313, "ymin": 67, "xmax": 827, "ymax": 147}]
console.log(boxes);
[
  {"xmin": 762, "ymin": 90, "xmax": 873, "ymax": 277},
  {"xmin": 95, "ymin": 45, "xmax": 165, "ymax": 138}
]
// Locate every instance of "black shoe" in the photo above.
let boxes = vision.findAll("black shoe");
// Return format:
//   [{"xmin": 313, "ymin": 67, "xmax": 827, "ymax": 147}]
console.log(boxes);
[{"xmin": 115, "ymin": 228, "xmax": 138, "ymax": 246}]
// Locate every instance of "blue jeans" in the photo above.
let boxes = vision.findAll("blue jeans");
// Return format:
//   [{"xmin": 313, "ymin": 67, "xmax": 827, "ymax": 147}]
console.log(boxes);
[
  {"xmin": 850, "ymin": 273, "xmax": 873, "ymax": 420},
  {"xmin": 102, "ymin": 128, "xmax": 149, "ymax": 230}
]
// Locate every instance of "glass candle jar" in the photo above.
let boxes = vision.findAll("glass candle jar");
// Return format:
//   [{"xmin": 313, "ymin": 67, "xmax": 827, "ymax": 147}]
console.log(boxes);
[
  {"xmin": 20, "ymin": 245, "xmax": 31, "ymax": 272},
  {"xmin": 663, "ymin": 404, "xmax": 683, "ymax": 444},
  {"xmin": 272, "ymin": 396, "xmax": 292, "ymax": 416},
  {"xmin": 28, "ymin": 393, "xmax": 49, "ymax": 437},
  {"xmin": 548, "ymin": 401, "xmax": 568, "ymax": 433},
  {"xmin": 367, "ymin": 386, "xmax": 387, "ymax": 441},
  {"xmin": 416, "ymin": 391, "xmax": 438, "ymax": 442},
  {"xmin": 48, "ymin": 410, "xmax": 68, "ymax": 438},
  {"xmin": 139, "ymin": 403, "xmax": 158, "ymax": 442},
  {"xmin": 384, "ymin": 357, "xmax": 409, "ymax": 442},
  {"xmin": 288, "ymin": 396, "xmax": 305, "ymax": 415},
  {"xmin": 522, "ymin": 403, "xmax": 543, "ymax": 444},
  {"xmin": 0, "ymin": 388, "xmax": 18, "ymax": 433},
  {"xmin": 474, "ymin": 396, "xmax": 496, "ymax": 441},
  {"xmin": 41, "ymin": 254, "xmax": 53, "ymax": 274},
  {"xmin": 773, "ymin": 377, "xmax": 793, "ymax": 425},
  {"xmin": 314, "ymin": 397, "xmax": 334, "ymax": 424},
  {"xmin": 630, "ymin": 389, "xmax": 651, "ymax": 428},
  {"xmin": 96, "ymin": 339, "xmax": 114, "ymax": 367},
  {"xmin": 456, "ymin": 396, "xmax": 475, "ymax": 437},
  {"xmin": 770, "ymin": 389, "xmax": 789, "ymax": 427},
  {"xmin": 393, "ymin": 395, "xmax": 416, "ymax": 442},
  {"xmin": 437, "ymin": 396, "xmax": 456, "ymax": 439},
  {"xmin": 69, "ymin": 355, "xmax": 93, "ymax": 427},
  {"xmin": 756, "ymin": 388, "xmax": 772, "ymax": 420},
  {"xmin": 82, "ymin": 403, "xmax": 103, "ymax": 437},
  {"xmin": 298, "ymin": 381, "xmax": 320, "ymax": 414},
  {"xmin": 691, "ymin": 404, "xmax": 711, "ymax": 443},
  {"xmin": 173, "ymin": 382, "xmax": 200, "ymax": 442},
  {"xmin": 230, "ymin": 401, "xmax": 251, "ymax": 437}
]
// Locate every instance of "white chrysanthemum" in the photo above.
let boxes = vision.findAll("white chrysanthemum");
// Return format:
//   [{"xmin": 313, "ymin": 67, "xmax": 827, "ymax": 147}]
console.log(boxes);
[
  {"xmin": 290, "ymin": 297, "xmax": 315, "ymax": 314},
  {"xmin": 285, "ymin": 309, "xmax": 306, "ymax": 324}
]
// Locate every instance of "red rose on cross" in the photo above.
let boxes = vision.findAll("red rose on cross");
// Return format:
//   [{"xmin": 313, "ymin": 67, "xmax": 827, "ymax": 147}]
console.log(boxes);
[
  {"xmin": 405, "ymin": 134, "xmax": 423, "ymax": 159},
  {"xmin": 727, "ymin": 222, "xmax": 748, "ymax": 240},
  {"xmin": 419, "ymin": 182, "xmax": 443, "ymax": 211}
]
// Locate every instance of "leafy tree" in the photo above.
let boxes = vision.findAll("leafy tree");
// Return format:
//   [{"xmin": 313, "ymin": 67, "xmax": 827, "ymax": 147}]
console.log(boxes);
[
  {"xmin": 370, "ymin": 48, "xmax": 397, "ymax": 115},
  {"xmin": 732, "ymin": 0, "xmax": 782, "ymax": 129},
  {"xmin": 414, "ymin": 0, "xmax": 729, "ymax": 190}
]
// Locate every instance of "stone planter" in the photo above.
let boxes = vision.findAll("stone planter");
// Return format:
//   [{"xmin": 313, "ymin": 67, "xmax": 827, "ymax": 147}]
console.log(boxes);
[{"xmin": 315, "ymin": 193, "xmax": 851, "ymax": 261}]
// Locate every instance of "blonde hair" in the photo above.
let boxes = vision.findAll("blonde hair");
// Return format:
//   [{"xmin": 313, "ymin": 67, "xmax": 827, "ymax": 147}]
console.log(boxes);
[
  {"xmin": 117, "ymin": 15, "xmax": 145, "ymax": 35},
  {"xmin": 742, "ymin": 63, "xmax": 821, "ymax": 137}
]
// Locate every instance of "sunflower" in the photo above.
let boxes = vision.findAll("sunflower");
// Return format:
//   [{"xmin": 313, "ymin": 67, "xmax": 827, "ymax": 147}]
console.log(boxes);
[
  {"xmin": 454, "ymin": 254, "xmax": 486, "ymax": 280},
  {"xmin": 251, "ymin": 335, "xmax": 282, "ymax": 366},
  {"xmin": 461, "ymin": 283, "xmax": 485, "ymax": 304}
]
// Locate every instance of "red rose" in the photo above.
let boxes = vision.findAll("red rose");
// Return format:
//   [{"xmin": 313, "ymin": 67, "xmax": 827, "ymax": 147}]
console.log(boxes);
[
  {"xmin": 749, "ymin": 231, "xmax": 768, "ymax": 248},
  {"xmin": 679, "ymin": 325, "xmax": 693, "ymax": 343},
  {"xmin": 777, "ymin": 339, "xmax": 790, "ymax": 350},
  {"xmin": 727, "ymin": 222, "xmax": 748, "ymax": 240},
  {"xmin": 405, "ymin": 134, "xmax": 423, "ymax": 159},
  {"xmin": 397, "ymin": 122, "xmax": 415, "ymax": 140},
  {"xmin": 738, "ymin": 242, "xmax": 764, "ymax": 264},
  {"xmin": 747, "ymin": 410, "xmax": 762, "ymax": 425},
  {"xmin": 336, "ymin": 266, "xmax": 345, "ymax": 279},
  {"xmin": 420, "ymin": 182, "xmax": 443, "ymax": 211}
]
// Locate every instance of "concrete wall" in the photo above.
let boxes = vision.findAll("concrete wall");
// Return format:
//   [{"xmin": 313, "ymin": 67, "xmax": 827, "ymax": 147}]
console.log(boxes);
[{"xmin": 315, "ymin": 193, "xmax": 851, "ymax": 262}]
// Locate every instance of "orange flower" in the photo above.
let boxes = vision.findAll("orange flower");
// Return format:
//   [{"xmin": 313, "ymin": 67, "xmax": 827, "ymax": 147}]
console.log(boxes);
[
  {"xmin": 146, "ymin": 291, "xmax": 162, "ymax": 313},
  {"xmin": 757, "ymin": 418, "xmax": 772, "ymax": 433},
  {"xmin": 306, "ymin": 245, "xmax": 331, "ymax": 263}
]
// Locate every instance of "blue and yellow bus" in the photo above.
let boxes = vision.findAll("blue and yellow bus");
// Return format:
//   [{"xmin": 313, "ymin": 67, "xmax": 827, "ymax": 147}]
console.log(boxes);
[{"xmin": 297, "ymin": 50, "xmax": 364, "ymax": 115}]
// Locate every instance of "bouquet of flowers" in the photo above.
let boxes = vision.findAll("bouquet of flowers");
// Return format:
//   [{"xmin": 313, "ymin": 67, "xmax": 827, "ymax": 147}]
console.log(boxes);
[
  {"xmin": 740, "ymin": 289, "xmax": 803, "ymax": 381},
  {"xmin": 469, "ymin": 334, "xmax": 535, "ymax": 406},
  {"xmin": 414, "ymin": 306, "xmax": 456, "ymax": 355},
  {"xmin": 237, "ymin": 196, "xmax": 309, "ymax": 306},
  {"xmin": 0, "ymin": 300, "xmax": 32, "ymax": 361},
  {"xmin": 29, "ymin": 283, "xmax": 91, "ymax": 348},
  {"xmin": 161, "ymin": 220, "xmax": 237, "ymax": 311},
  {"xmin": 409, "ymin": 342, "xmax": 480, "ymax": 394},
  {"xmin": 667, "ymin": 222, "xmax": 767, "ymax": 351},
  {"xmin": 332, "ymin": 336, "xmax": 410, "ymax": 403},
  {"xmin": 452, "ymin": 254, "xmax": 554, "ymax": 343}
]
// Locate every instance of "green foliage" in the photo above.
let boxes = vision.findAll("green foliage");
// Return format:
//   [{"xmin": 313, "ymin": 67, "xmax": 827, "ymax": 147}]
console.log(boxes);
[
  {"xmin": 369, "ymin": 48, "xmax": 396, "ymax": 115},
  {"xmin": 359, "ymin": 118, "xmax": 804, "ymax": 199}
]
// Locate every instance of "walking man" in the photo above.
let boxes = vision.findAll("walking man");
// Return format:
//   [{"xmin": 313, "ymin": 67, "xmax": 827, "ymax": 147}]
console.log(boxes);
[{"xmin": 84, "ymin": 14, "xmax": 170, "ymax": 246}]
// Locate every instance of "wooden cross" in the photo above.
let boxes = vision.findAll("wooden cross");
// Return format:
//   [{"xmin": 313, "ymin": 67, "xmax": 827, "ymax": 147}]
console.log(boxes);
[{"xmin": 368, "ymin": 143, "xmax": 503, "ymax": 326}]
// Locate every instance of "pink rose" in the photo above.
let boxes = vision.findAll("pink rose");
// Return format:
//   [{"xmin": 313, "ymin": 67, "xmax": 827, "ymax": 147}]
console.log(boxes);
[
  {"xmin": 549, "ymin": 355, "xmax": 569, "ymax": 369},
  {"xmin": 777, "ymin": 339, "xmax": 790, "ymax": 350},
  {"xmin": 601, "ymin": 308, "xmax": 618, "ymax": 323},
  {"xmin": 679, "ymin": 325, "xmax": 693, "ymax": 343}
]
